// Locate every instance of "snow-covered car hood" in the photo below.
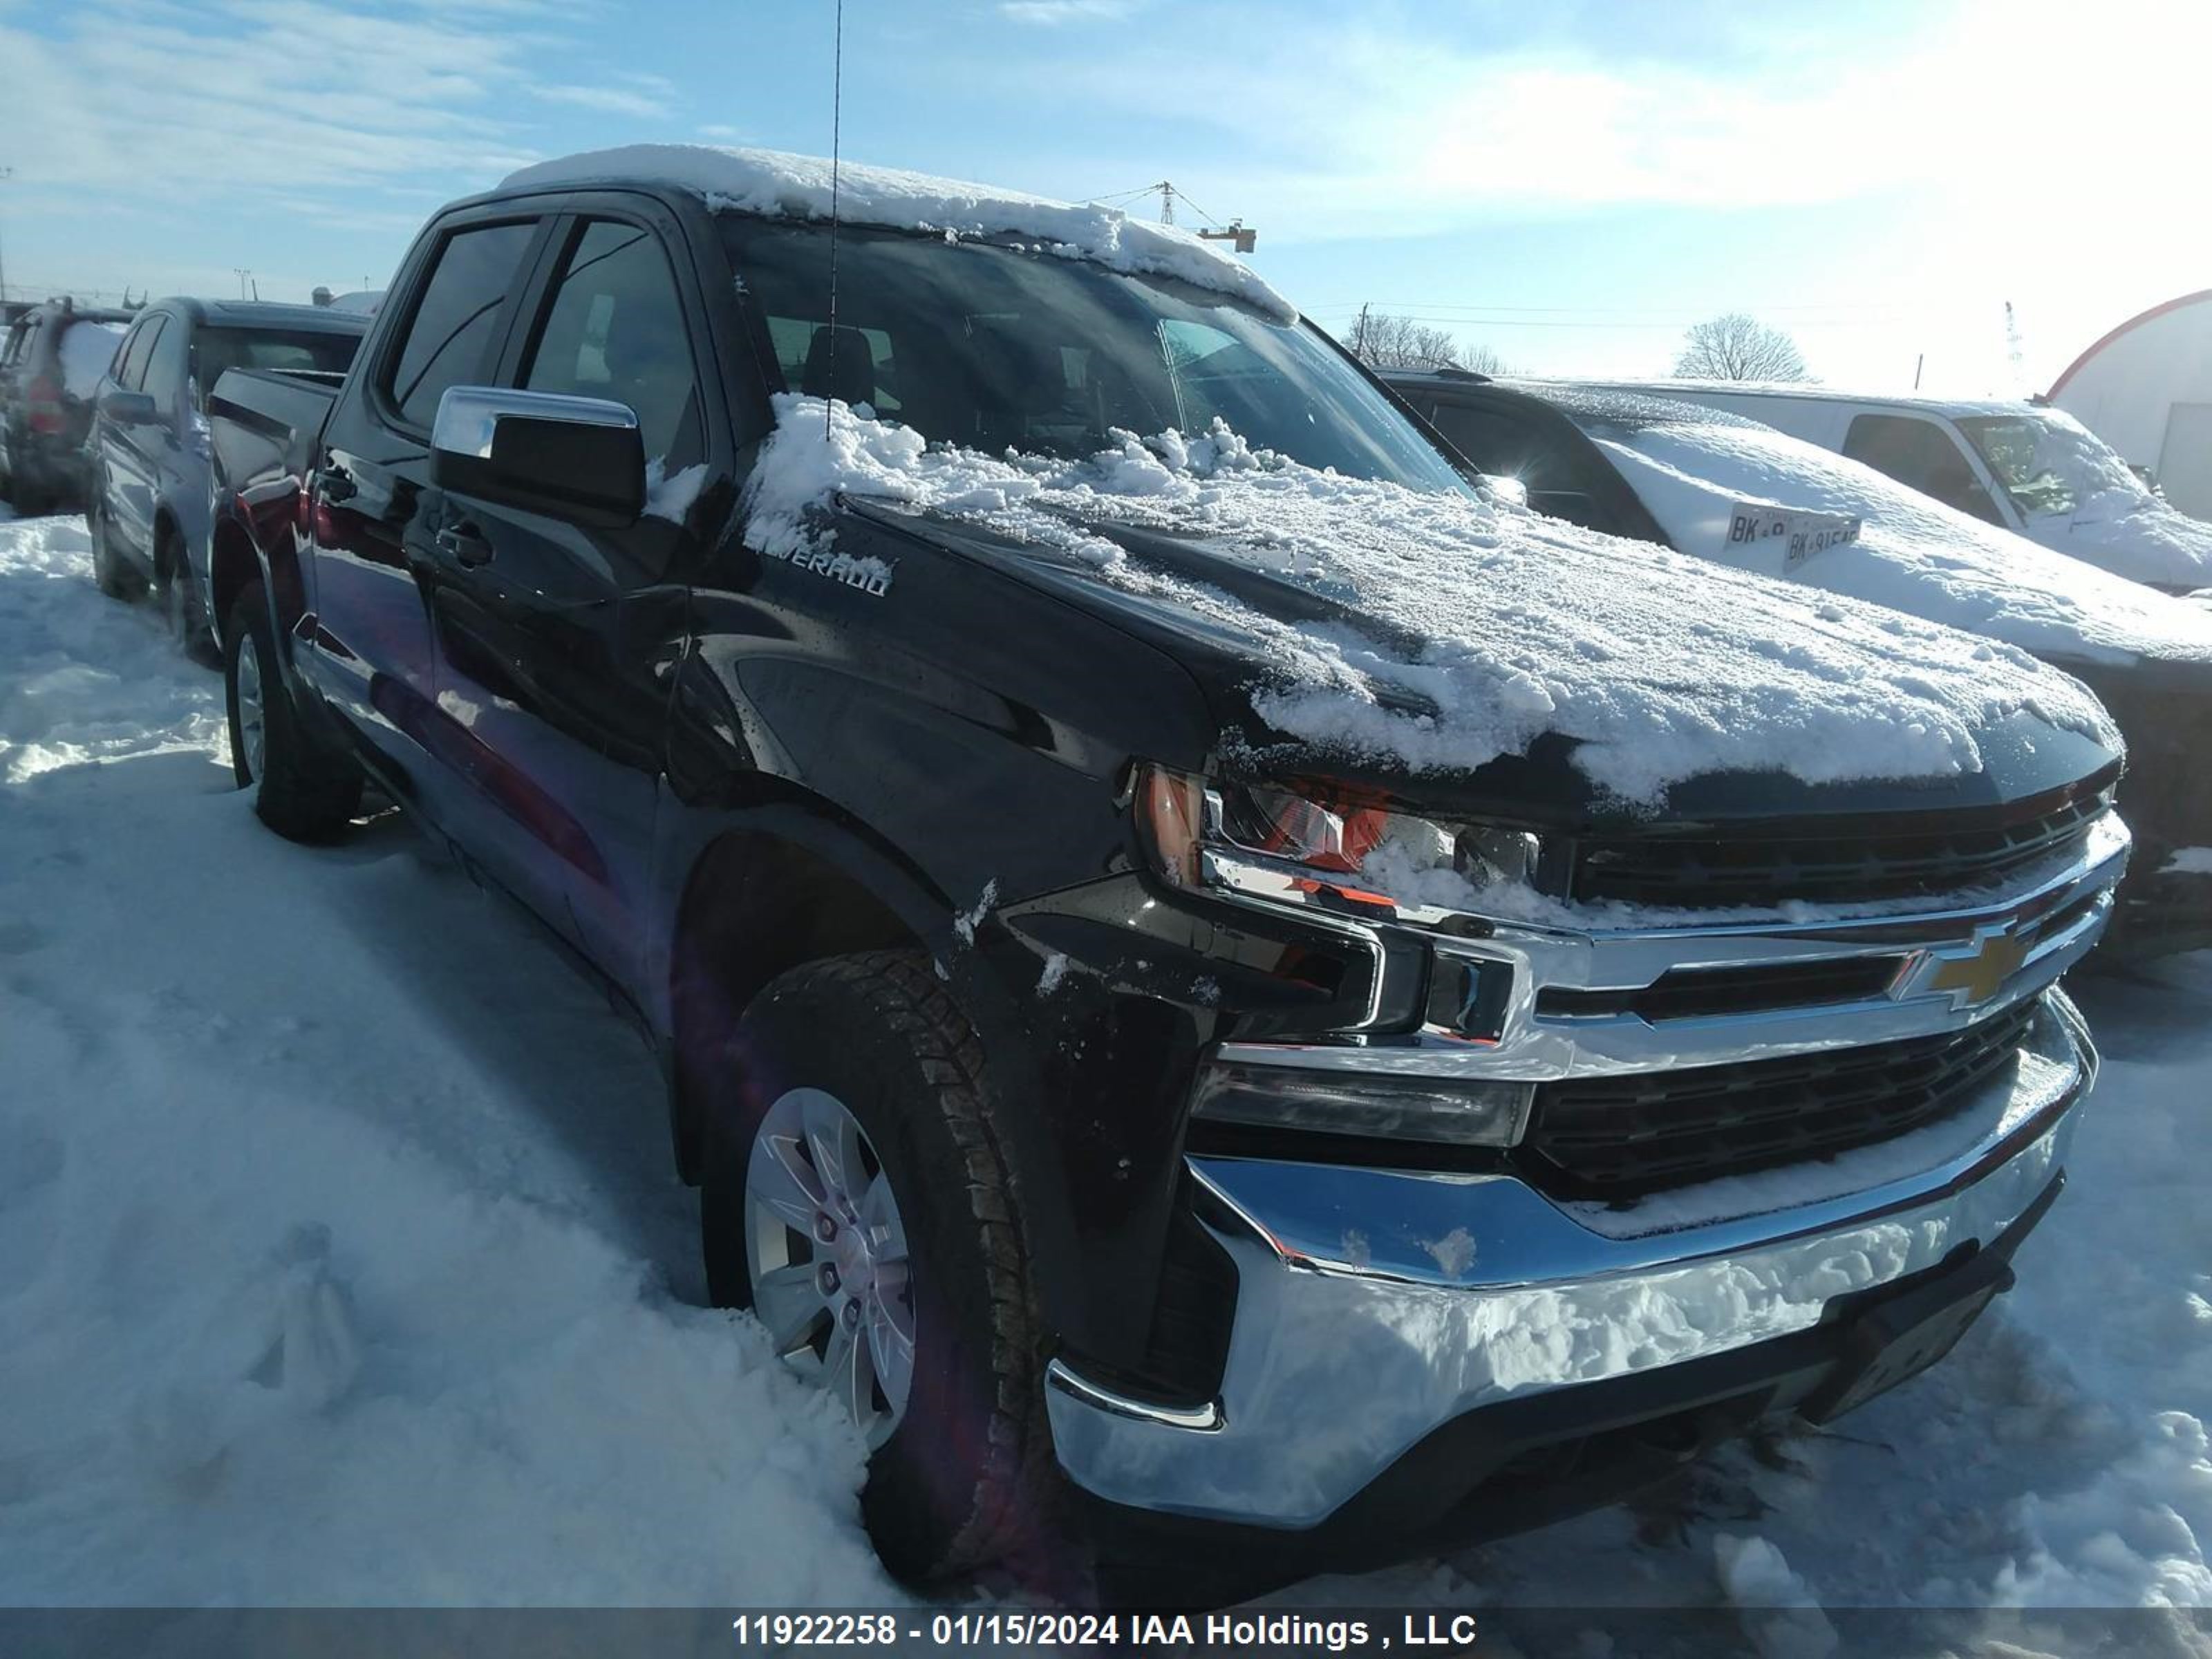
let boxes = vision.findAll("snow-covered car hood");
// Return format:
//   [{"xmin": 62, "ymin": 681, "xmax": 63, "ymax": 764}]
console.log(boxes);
[
  {"xmin": 2032, "ymin": 496, "xmax": 2212, "ymax": 593},
  {"xmin": 1531, "ymin": 384, "xmax": 2212, "ymax": 673},
  {"xmin": 744, "ymin": 396, "xmax": 2120, "ymax": 821},
  {"xmin": 1969, "ymin": 404, "xmax": 2212, "ymax": 592}
]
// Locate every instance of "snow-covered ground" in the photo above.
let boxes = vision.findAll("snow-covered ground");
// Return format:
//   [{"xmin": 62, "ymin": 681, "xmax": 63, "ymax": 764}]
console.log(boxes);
[
  {"xmin": 0, "ymin": 509, "xmax": 893, "ymax": 1605},
  {"xmin": 2, "ymin": 505, "xmax": 2209, "ymax": 1645}
]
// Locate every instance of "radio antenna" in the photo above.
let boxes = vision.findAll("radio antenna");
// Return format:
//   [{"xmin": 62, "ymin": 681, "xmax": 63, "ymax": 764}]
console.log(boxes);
[{"xmin": 825, "ymin": 0, "xmax": 844, "ymax": 442}]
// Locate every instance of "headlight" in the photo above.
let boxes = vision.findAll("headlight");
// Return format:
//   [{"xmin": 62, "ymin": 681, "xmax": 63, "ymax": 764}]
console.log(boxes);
[
  {"xmin": 1137, "ymin": 763, "xmax": 1543, "ymax": 917},
  {"xmin": 1190, "ymin": 1060, "xmax": 1533, "ymax": 1147}
]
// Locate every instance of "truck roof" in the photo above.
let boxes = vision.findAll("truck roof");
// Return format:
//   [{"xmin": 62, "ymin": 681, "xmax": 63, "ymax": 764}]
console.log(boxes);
[{"xmin": 495, "ymin": 143, "xmax": 1296, "ymax": 323}]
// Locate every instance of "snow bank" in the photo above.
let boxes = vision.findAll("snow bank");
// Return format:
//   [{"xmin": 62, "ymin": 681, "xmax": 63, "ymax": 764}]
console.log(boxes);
[
  {"xmin": 56, "ymin": 319, "xmax": 125, "ymax": 400},
  {"xmin": 1548, "ymin": 388, "xmax": 2212, "ymax": 668},
  {"xmin": 0, "ymin": 509, "xmax": 897, "ymax": 1604},
  {"xmin": 742, "ymin": 396, "xmax": 2117, "ymax": 806},
  {"xmin": 503, "ymin": 144, "xmax": 1295, "ymax": 322},
  {"xmin": 1714, "ymin": 1535, "xmax": 1837, "ymax": 1659},
  {"xmin": 0, "ymin": 514, "xmax": 224, "ymax": 782}
]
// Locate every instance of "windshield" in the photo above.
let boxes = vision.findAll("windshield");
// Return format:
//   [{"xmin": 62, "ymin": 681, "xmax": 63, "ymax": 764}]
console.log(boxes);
[
  {"xmin": 720, "ymin": 218, "xmax": 1465, "ymax": 492},
  {"xmin": 1956, "ymin": 410, "xmax": 2151, "ymax": 523},
  {"xmin": 192, "ymin": 326, "xmax": 362, "ymax": 402}
]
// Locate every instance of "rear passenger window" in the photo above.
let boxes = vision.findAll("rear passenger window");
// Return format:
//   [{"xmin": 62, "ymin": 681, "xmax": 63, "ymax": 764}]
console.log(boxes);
[
  {"xmin": 1842, "ymin": 413, "xmax": 2003, "ymax": 525},
  {"xmin": 114, "ymin": 317, "xmax": 163, "ymax": 391},
  {"xmin": 521, "ymin": 219, "xmax": 702, "ymax": 470},
  {"xmin": 387, "ymin": 221, "xmax": 538, "ymax": 431},
  {"xmin": 141, "ymin": 321, "xmax": 188, "ymax": 411}
]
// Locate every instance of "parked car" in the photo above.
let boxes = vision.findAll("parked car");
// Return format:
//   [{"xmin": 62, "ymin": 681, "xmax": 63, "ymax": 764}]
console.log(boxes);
[
  {"xmin": 85, "ymin": 299, "xmax": 366, "ymax": 652},
  {"xmin": 1573, "ymin": 379, "xmax": 2212, "ymax": 596},
  {"xmin": 0, "ymin": 300, "xmax": 131, "ymax": 512},
  {"xmin": 205, "ymin": 147, "xmax": 2125, "ymax": 1595},
  {"xmin": 1385, "ymin": 371, "xmax": 2212, "ymax": 957}
]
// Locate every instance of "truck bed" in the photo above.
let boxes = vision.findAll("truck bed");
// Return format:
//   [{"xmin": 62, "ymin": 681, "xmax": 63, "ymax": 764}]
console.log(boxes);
[{"xmin": 208, "ymin": 366, "xmax": 339, "ymax": 499}]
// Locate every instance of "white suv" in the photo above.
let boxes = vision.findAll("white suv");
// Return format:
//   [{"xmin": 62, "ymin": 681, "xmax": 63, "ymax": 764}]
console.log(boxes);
[{"xmin": 1581, "ymin": 381, "xmax": 2212, "ymax": 594}]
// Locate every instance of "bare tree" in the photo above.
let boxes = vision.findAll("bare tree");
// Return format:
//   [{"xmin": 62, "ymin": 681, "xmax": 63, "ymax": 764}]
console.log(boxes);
[
  {"xmin": 1347, "ymin": 307, "xmax": 1508, "ymax": 376},
  {"xmin": 1672, "ymin": 313, "xmax": 1810, "ymax": 382}
]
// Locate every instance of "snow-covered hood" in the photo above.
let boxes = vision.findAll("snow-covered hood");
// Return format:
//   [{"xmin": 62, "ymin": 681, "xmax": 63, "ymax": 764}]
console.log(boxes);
[
  {"xmin": 1532, "ymin": 384, "xmax": 2212, "ymax": 673},
  {"xmin": 502, "ymin": 144, "xmax": 1294, "ymax": 323},
  {"xmin": 1976, "ymin": 404, "xmax": 2212, "ymax": 591},
  {"xmin": 2034, "ymin": 496, "xmax": 2212, "ymax": 593},
  {"xmin": 744, "ymin": 397, "xmax": 2121, "ymax": 821}
]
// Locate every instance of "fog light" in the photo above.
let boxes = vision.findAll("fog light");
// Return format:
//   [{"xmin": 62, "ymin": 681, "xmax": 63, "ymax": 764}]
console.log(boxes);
[{"xmin": 1190, "ymin": 1062, "xmax": 1533, "ymax": 1147}]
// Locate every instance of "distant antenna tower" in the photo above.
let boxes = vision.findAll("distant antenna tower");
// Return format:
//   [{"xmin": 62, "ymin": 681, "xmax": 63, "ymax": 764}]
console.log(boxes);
[
  {"xmin": 2005, "ymin": 300, "xmax": 2025, "ymax": 387},
  {"xmin": 1106, "ymin": 181, "xmax": 1256, "ymax": 252}
]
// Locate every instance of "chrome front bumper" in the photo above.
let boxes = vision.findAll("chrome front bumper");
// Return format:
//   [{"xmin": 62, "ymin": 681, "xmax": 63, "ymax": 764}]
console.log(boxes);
[{"xmin": 1046, "ymin": 990, "xmax": 2096, "ymax": 1529}]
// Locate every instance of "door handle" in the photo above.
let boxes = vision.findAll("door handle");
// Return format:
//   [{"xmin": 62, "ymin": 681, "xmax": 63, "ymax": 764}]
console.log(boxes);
[{"xmin": 437, "ymin": 521, "xmax": 495, "ymax": 568}]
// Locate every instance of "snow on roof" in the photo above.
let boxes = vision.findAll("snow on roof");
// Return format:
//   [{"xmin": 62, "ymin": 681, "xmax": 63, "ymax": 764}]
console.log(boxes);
[
  {"xmin": 1564, "ymin": 377, "xmax": 2042, "ymax": 418},
  {"xmin": 742, "ymin": 395, "xmax": 2117, "ymax": 806},
  {"xmin": 501, "ymin": 144, "xmax": 1295, "ymax": 322},
  {"xmin": 1524, "ymin": 384, "xmax": 2212, "ymax": 662}
]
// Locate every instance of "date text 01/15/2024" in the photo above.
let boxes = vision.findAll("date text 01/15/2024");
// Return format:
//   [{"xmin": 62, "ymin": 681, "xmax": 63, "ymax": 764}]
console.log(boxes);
[{"xmin": 729, "ymin": 1612, "xmax": 1485, "ymax": 1651}]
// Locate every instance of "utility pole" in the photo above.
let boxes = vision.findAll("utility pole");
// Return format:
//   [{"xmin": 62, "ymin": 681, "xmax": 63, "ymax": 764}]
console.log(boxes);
[
  {"xmin": 234, "ymin": 268, "xmax": 252, "ymax": 300},
  {"xmin": 1351, "ymin": 303, "xmax": 1372, "ymax": 360}
]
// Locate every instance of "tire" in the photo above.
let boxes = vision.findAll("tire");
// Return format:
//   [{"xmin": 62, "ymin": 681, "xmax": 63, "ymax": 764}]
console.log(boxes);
[
  {"xmin": 8, "ymin": 459, "xmax": 46, "ymax": 517},
  {"xmin": 89, "ymin": 501, "xmax": 143, "ymax": 599},
  {"xmin": 700, "ymin": 950, "xmax": 1059, "ymax": 1584},
  {"xmin": 225, "ymin": 582, "xmax": 362, "ymax": 839},
  {"xmin": 159, "ymin": 528, "xmax": 216, "ymax": 661}
]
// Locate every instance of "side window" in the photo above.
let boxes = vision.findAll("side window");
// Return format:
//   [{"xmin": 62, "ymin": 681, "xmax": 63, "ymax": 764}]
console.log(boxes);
[
  {"xmin": 141, "ymin": 317, "xmax": 189, "ymax": 411},
  {"xmin": 1427, "ymin": 401, "xmax": 1606, "ymax": 529},
  {"xmin": 521, "ymin": 218, "xmax": 702, "ymax": 470},
  {"xmin": 114, "ymin": 317, "xmax": 162, "ymax": 390},
  {"xmin": 1842, "ymin": 413, "xmax": 2003, "ymax": 524},
  {"xmin": 386, "ymin": 220, "xmax": 538, "ymax": 431}
]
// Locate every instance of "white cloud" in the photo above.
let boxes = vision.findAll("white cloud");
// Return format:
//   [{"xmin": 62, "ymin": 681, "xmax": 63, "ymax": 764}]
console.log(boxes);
[
  {"xmin": 0, "ymin": 0, "xmax": 569, "ymax": 211},
  {"xmin": 534, "ymin": 82, "xmax": 677, "ymax": 119},
  {"xmin": 997, "ymin": 0, "xmax": 1144, "ymax": 24}
]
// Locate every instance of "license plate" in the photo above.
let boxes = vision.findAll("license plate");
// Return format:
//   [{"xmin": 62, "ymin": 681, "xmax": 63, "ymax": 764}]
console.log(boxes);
[
  {"xmin": 1801, "ymin": 1256, "xmax": 2011, "ymax": 1424},
  {"xmin": 1725, "ymin": 504, "xmax": 1864, "ymax": 570}
]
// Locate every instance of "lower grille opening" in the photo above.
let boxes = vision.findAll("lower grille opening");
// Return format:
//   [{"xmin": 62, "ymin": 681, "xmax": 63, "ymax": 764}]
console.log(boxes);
[
  {"xmin": 1523, "ymin": 999, "xmax": 2041, "ymax": 1199},
  {"xmin": 1537, "ymin": 955, "xmax": 1908, "ymax": 1022}
]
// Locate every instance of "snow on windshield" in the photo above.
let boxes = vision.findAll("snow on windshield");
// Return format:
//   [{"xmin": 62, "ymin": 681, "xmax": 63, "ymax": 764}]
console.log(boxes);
[
  {"xmin": 1559, "ymin": 396, "xmax": 2212, "ymax": 667},
  {"xmin": 1957, "ymin": 409, "xmax": 2146, "ymax": 522},
  {"xmin": 503, "ymin": 144, "xmax": 1294, "ymax": 323},
  {"xmin": 57, "ymin": 320, "xmax": 125, "ymax": 401},
  {"xmin": 744, "ymin": 395, "xmax": 2117, "ymax": 805}
]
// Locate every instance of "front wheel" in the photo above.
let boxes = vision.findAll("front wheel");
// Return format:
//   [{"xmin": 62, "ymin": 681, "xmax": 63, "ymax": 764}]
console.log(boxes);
[
  {"xmin": 701, "ymin": 951, "xmax": 1058, "ymax": 1584},
  {"xmin": 225, "ymin": 583, "xmax": 361, "ymax": 839},
  {"xmin": 161, "ymin": 531, "xmax": 216, "ymax": 661},
  {"xmin": 89, "ymin": 500, "xmax": 144, "ymax": 599}
]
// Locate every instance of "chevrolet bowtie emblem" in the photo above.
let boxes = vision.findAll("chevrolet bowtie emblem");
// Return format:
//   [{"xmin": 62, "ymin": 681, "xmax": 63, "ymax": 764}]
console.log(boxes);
[{"xmin": 1924, "ymin": 926, "xmax": 2031, "ymax": 1007}]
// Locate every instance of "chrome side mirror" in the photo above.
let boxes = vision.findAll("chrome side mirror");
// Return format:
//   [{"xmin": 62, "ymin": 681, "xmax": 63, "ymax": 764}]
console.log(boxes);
[{"xmin": 429, "ymin": 385, "xmax": 645, "ymax": 527}]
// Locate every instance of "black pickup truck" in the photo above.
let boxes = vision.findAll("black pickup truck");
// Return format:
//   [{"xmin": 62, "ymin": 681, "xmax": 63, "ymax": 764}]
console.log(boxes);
[{"xmin": 206, "ymin": 147, "xmax": 2128, "ymax": 1593}]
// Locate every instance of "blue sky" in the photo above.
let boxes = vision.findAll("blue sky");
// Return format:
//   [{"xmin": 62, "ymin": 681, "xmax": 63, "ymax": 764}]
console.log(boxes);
[{"xmin": 2, "ymin": 0, "xmax": 2204, "ymax": 394}]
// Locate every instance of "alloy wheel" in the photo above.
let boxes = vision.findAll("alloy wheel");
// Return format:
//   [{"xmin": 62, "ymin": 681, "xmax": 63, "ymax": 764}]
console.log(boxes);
[
  {"xmin": 744, "ymin": 1087, "xmax": 917, "ymax": 1447},
  {"xmin": 234, "ymin": 632, "xmax": 267, "ymax": 781}
]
